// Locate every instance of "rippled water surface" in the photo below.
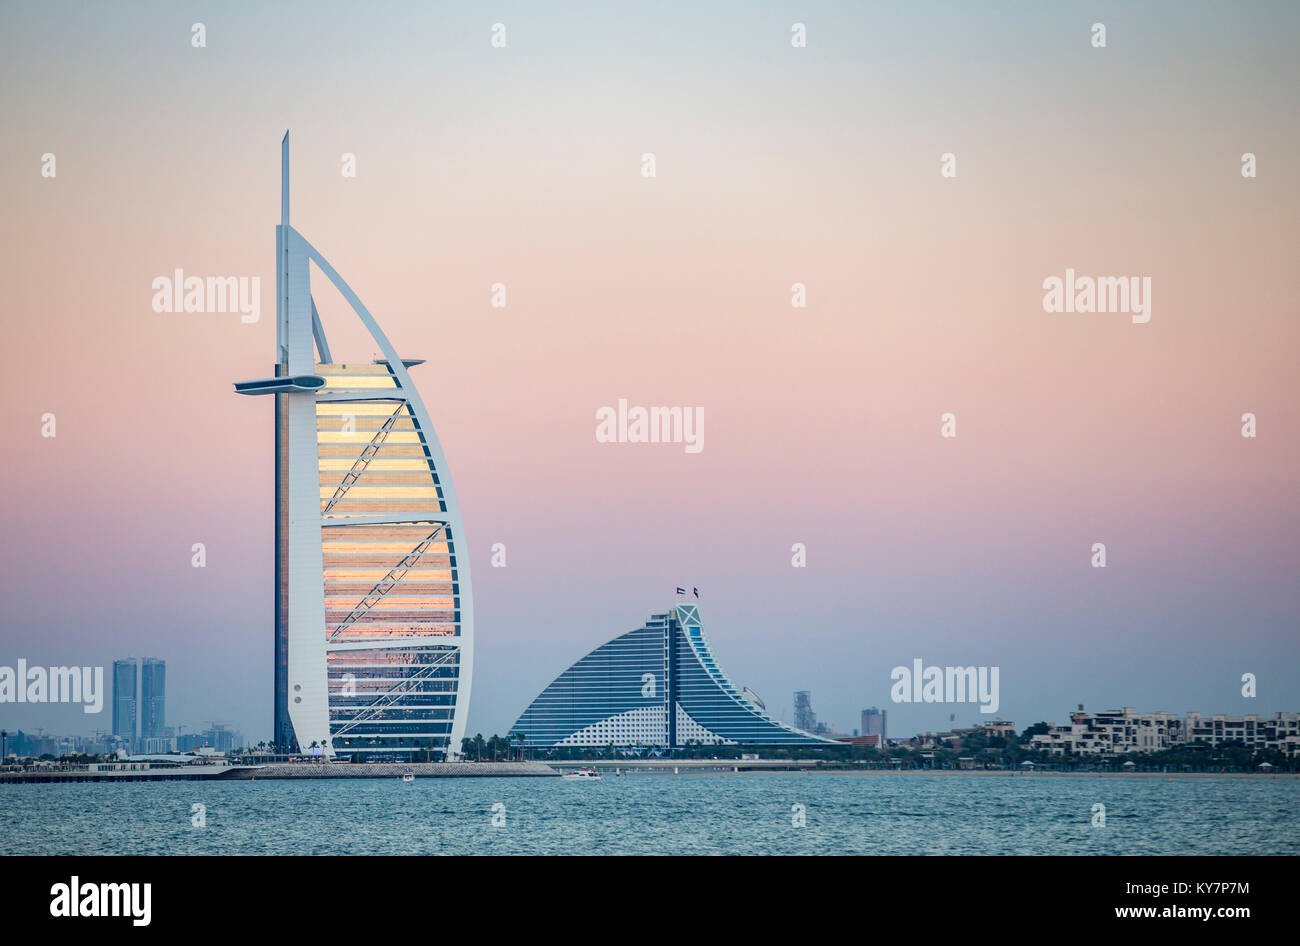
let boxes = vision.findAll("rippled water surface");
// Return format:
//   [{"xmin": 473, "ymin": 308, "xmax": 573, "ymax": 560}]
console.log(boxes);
[{"xmin": 2, "ymin": 774, "xmax": 1296, "ymax": 855}]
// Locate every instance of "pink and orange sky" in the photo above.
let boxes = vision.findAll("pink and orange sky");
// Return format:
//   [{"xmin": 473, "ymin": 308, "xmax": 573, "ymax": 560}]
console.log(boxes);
[{"xmin": 2, "ymin": 2, "xmax": 1297, "ymax": 741}]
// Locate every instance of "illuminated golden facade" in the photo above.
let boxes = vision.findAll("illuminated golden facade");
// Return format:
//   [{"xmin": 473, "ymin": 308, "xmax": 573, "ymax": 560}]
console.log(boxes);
[{"xmin": 317, "ymin": 366, "xmax": 465, "ymax": 757}]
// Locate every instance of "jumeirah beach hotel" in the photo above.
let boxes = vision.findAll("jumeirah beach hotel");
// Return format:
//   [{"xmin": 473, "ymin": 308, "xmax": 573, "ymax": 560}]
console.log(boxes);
[
  {"xmin": 511, "ymin": 601, "xmax": 837, "ymax": 749},
  {"xmin": 235, "ymin": 135, "xmax": 473, "ymax": 760}
]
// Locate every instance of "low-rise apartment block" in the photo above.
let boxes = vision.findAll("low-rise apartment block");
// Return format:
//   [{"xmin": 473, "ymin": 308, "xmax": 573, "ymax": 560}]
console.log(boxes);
[{"xmin": 1031, "ymin": 705, "xmax": 1299, "ymax": 756}]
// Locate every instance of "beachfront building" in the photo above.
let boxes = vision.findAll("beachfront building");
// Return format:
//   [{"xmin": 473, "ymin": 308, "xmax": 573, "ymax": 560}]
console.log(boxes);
[
  {"xmin": 1030, "ymin": 706, "xmax": 1184, "ymax": 755},
  {"xmin": 982, "ymin": 719, "xmax": 1016, "ymax": 739},
  {"xmin": 835, "ymin": 734, "xmax": 883, "ymax": 748},
  {"xmin": 510, "ymin": 601, "xmax": 838, "ymax": 749},
  {"xmin": 1183, "ymin": 712, "xmax": 1300, "ymax": 755},
  {"xmin": 235, "ymin": 134, "xmax": 474, "ymax": 761},
  {"xmin": 1031, "ymin": 706, "xmax": 1300, "ymax": 756}
]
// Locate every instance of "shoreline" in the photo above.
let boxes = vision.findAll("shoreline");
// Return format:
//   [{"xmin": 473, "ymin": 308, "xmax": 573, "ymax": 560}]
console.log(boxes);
[
  {"xmin": 546, "ymin": 764, "xmax": 1297, "ymax": 780},
  {"xmin": 0, "ymin": 761, "xmax": 559, "ymax": 784},
  {"xmin": 4, "ymin": 763, "xmax": 1294, "ymax": 784}
]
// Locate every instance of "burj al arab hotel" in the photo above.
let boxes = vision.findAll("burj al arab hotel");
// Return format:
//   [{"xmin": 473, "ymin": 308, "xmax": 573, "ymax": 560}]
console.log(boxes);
[{"xmin": 235, "ymin": 134, "xmax": 473, "ymax": 761}]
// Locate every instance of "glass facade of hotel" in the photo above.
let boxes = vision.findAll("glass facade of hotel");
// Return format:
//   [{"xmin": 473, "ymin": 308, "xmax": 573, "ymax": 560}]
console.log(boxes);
[
  {"xmin": 511, "ymin": 604, "xmax": 836, "ymax": 748},
  {"xmin": 316, "ymin": 365, "xmax": 465, "ymax": 759}
]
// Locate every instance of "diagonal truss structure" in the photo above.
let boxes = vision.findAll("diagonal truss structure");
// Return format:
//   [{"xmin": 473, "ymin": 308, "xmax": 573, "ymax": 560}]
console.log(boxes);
[
  {"xmin": 327, "ymin": 526, "xmax": 446, "ymax": 642},
  {"xmin": 320, "ymin": 404, "xmax": 407, "ymax": 515},
  {"xmin": 330, "ymin": 650, "xmax": 460, "ymax": 739}
]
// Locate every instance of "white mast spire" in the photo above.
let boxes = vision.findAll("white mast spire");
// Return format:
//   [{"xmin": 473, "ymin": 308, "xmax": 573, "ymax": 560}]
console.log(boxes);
[{"xmin": 281, "ymin": 131, "xmax": 289, "ymax": 226}]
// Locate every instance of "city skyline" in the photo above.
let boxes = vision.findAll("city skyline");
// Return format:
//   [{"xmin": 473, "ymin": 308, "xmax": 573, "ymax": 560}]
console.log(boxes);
[
  {"xmin": 11, "ymin": 696, "xmax": 1299, "ymax": 759},
  {"xmin": 2, "ymin": 2, "xmax": 1298, "ymax": 744}
]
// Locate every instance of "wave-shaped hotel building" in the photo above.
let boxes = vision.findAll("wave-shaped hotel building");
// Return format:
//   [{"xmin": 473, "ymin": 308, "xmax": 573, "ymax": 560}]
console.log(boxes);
[
  {"xmin": 235, "ymin": 135, "xmax": 473, "ymax": 761},
  {"xmin": 511, "ymin": 602, "xmax": 836, "ymax": 749}
]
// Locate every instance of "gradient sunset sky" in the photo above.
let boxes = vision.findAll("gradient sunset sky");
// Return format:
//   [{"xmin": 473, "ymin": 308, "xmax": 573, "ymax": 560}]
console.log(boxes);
[{"xmin": 2, "ymin": 1, "xmax": 1297, "ymax": 742}]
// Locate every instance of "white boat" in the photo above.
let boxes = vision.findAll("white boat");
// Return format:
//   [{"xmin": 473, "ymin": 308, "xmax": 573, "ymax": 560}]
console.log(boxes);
[
  {"xmin": 561, "ymin": 767, "xmax": 601, "ymax": 781},
  {"xmin": 401, "ymin": 773, "xmax": 415, "ymax": 782}
]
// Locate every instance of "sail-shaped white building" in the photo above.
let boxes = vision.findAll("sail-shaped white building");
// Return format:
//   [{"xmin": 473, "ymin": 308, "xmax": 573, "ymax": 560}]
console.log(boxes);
[{"xmin": 236, "ymin": 134, "xmax": 474, "ymax": 761}]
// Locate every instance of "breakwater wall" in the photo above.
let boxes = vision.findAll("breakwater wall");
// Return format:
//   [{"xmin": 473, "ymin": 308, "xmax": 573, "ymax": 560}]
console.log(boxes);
[
  {"xmin": 2, "ymin": 761, "xmax": 558, "ymax": 783},
  {"xmin": 221, "ymin": 761, "xmax": 558, "ymax": 779}
]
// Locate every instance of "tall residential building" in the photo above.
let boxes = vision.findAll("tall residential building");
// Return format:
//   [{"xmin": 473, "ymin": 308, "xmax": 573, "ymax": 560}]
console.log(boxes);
[
  {"xmin": 235, "ymin": 134, "xmax": 474, "ymax": 761},
  {"xmin": 793, "ymin": 691, "xmax": 816, "ymax": 733},
  {"xmin": 111, "ymin": 659, "xmax": 137, "ymax": 746},
  {"xmin": 512, "ymin": 603, "xmax": 838, "ymax": 748},
  {"xmin": 861, "ymin": 706, "xmax": 887, "ymax": 742},
  {"xmin": 140, "ymin": 658, "xmax": 166, "ymax": 739}
]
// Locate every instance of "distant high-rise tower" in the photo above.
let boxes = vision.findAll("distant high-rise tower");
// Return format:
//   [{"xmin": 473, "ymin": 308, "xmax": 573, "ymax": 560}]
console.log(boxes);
[
  {"xmin": 862, "ymin": 706, "xmax": 887, "ymax": 743},
  {"xmin": 112, "ymin": 659, "xmax": 138, "ymax": 746},
  {"xmin": 141, "ymin": 658, "xmax": 166, "ymax": 739},
  {"xmin": 793, "ymin": 690, "xmax": 816, "ymax": 733}
]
